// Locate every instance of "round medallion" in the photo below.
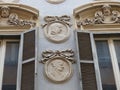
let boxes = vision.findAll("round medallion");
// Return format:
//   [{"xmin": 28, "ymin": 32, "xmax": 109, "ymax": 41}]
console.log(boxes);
[
  {"xmin": 45, "ymin": 57, "xmax": 73, "ymax": 83},
  {"xmin": 44, "ymin": 21, "xmax": 70, "ymax": 43},
  {"xmin": 46, "ymin": 0, "xmax": 65, "ymax": 4}
]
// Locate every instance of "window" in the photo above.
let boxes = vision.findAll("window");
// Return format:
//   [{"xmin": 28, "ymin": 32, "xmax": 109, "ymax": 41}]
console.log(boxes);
[
  {"xmin": 95, "ymin": 40, "xmax": 116, "ymax": 90},
  {"xmin": 0, "ymin": 40, "xmax": 19, "ymax": 90},
  {"xmin": 76, "ymin": 31, "xmax": 120, "ymax": 90},
  {"xmin": 95, "ymin": 38, "xmax": 120, "ymax": 90},
  {"xmin": 0, "ymin": 29, "xmax": 37, "ymax": 90}
]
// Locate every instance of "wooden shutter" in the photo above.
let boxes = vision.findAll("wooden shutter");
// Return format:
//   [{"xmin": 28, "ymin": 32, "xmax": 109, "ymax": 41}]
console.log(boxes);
[
  {"xmin": 19, "ymin": 29, "xmax": 37, "ymax": 90},
  {"xmin": 76, "ymin": 31, "xmax": 100, "ymax": 90}
]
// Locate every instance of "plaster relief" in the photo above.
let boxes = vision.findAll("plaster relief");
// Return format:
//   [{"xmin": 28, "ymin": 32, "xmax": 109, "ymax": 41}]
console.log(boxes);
[
  {"xmin": 8, "ymin": 13, "xmax": 36, "ymax": 27},
  {"xmin": 42, "ymin": 15, "xmax": 71, "ymax": 43},
  {"xmin": 46, "ymin": 0, "xmax": 65, "ymax": 4},
  {"xmin": 1, "ymin": 6, "xmax": 10, "ymax": 18},
  {"xmin": 0, "ymin": 6, "xmax": 36, "ymax": 27},
  {"xmin": 40, "ymin": 49, "xmax": 75, "ymax": 83},
  {"xmin": 77, "ymin": 4, "xmax": 120, "ymax": 27}
]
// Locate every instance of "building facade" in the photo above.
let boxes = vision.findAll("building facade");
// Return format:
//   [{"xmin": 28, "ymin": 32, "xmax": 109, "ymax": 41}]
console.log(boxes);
[{"xmin": 0, "ymin": 0, "xmax": 120, "ymax": 90}]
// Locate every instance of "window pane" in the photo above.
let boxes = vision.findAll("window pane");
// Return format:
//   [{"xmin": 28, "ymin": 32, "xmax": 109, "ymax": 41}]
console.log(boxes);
[
  {"xmin": 2, "ymin": 42, "xmax": 19, "ymax": 90},
  {"xmin": 114, "ymin": 40, "xmax": 120, "ymax": 70},
  {"xmin": 96, "ymin": 40, "xmax": 116, "ymax": 90}
]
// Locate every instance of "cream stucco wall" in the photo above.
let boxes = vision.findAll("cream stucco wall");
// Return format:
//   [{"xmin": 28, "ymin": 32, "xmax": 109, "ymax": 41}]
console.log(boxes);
[
  {"xmin": 18, "ymin": 0, "xmax": 94, "ymax": 90},
  {"xmin": 0, "ymin": 0, "xmax": 120, "ymax": 90},
  {"xmin": 18, "ymin": 0, "xmax": 120, "ymax": 90},
  {"xmin": 4, "ymin": 0, "xmax": 120, "ymax": 90}
]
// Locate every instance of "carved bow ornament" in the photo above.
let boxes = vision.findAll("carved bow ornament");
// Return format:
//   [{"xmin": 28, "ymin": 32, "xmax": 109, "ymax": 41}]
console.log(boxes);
[
  {"xmin": 40, "ymin": 49, "xmax": 75, "ymax": 64},
  {"xmin": 42, "ymin": 15, "xmax": 72, "ymax": 28}
]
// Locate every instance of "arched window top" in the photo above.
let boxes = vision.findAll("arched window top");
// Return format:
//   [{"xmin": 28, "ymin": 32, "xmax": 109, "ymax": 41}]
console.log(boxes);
[
  {"xmin": 0, "ymin": 3, "xmax": 39, "ymax": 33},
  {"xmin": 73, "ymin": 1, "xmax": 120, "ymax": 31}
]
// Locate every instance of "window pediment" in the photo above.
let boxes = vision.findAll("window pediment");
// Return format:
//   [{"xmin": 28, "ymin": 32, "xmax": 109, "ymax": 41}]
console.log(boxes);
[
  {"xmin": 74, "ymin": 1, "xmax": 120, "ymax": 30},
  {"xmin": 0, "ymin": 4, "xmax": 39, "ymax": 31}
]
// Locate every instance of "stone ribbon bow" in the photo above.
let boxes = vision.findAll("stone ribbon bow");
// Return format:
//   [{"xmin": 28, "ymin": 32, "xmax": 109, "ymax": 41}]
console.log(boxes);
[
  {"xmin": 42, "ymin": 15, "xmax": 72, "ymax": 28},
  {"xmin": 40, "ymin": 49, "xmax": 75, "ymax": 64}
]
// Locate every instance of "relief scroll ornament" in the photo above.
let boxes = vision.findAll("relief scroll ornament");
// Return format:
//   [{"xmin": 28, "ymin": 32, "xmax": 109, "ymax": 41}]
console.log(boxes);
[
  {"xmin": 42, "ymin": 15, "xmax": 72, "ymax": 43},
  {"xmin": 77, "ymin": 4, "xmax": 120, "ymax": 27},
  {"xmin": 40, "ymin": 49, "xmax": 75, "ymax": 83},
  {"xmin": 0, "ymin": 6, "xmax": 36, "ymax": 27}
]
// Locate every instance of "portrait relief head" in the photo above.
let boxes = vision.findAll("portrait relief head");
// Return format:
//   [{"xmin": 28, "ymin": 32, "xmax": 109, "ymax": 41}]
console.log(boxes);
[
  {"xmin": 1, "ymin": 6, "xmax": 10, "ymax": 18},
  {"xmin": 45, "ymin": 22, "xmax": 70, "ymax": 43},
  {"xmin": 102, "ymin": 4, "xmax": 111, "ymax": 16},
  {"xmin": 45, "ymin": 58, "xmax": 73, "ymax": 82},
  {"xmin": 48, "ymin": 23, "xmax": 67, "ymax": 37},
  {"xmin": 50, "ymin": 60, "xmax": 65, "ymax": 78}
]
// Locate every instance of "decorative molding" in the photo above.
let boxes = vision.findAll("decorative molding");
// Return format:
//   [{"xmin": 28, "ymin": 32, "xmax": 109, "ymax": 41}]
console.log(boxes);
[
  {"xmin": 40, "ymin": 49, "xmax": 75, "ymax": 83},
  {"xmin": 8, "ymin": 13, "xmax": 36, "ymax": 27},
  {"xmin": 42, "ymin": 15, "xmax": 71, "ymax": 43},
  {"xmin": 43, "ymin": 15, "xmax": 71, "ymax": 28},
  {"xmin": 46, "ymin": 0, "xmax": 65, "ymax": 4},
  {"xmin": 41, "ymin": 49, "xmax": 75, "ymax": 64},
  {"xmin": 77, "ymin": 4, "xmax": 120, "ymax": 27},
  {"xmin": 0, "ymin": 6, "xmax": 36, "ymax": 27}
]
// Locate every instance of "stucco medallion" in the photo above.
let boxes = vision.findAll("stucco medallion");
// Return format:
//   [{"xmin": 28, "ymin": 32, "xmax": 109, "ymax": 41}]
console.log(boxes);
[
  {"xmin": 40, "ymin": 49, "xmax": 75, "ymax": 83},
  {"xmin": 42, "ymin": 15, "xmax": 71, "ymax": 43},
  {"xmin": 44, "ymin": 21, "xmax": 70, "ymax": 43},
  {"xmin": 45, "ymin": 57, "xmax": 72, "ymax": 82},
  {"xmin": 46, "ymin": 0, "xmax": 65, "ymax": 4}
]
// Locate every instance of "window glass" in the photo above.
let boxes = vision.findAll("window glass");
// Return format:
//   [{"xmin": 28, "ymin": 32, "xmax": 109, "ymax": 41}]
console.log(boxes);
[
  {"xmin": 114, "ymin": 40, "xmax": 120, "ymax": 70},
  {"xmin": 96, "ymin": 40, "xmax": 116, "ymax": 90},
  {"xmin": 2, "ymin": 42, "xmax": 19, "ymax": 90}
]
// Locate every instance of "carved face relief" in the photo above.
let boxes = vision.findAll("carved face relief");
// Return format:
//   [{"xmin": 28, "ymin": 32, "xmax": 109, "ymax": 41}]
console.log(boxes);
[
  {"xmin": 46, "ymin": 0, "xmax": 65, "ymax": 4},
  {"xmin": 102, "ymin": 4, "xmax": 111, "ymax": 16},
  {"xmin": 1, "ymin": 6, "xmax": 10, "ymax": 18},
  {"xmin": 45, "ymin": 57, "xmax": 73, "ymax": 82},
  {"xmin": 44, "ymin": 22, "xmax": 70, "ymax": 43}
]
